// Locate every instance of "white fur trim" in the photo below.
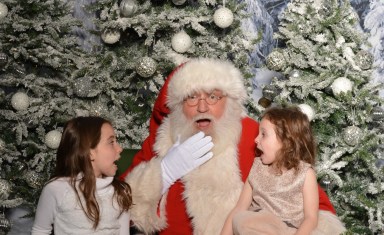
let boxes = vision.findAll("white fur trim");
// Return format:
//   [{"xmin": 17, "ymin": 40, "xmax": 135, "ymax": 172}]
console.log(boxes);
[{"xmin": 167, "ymin": 58, "xmax": 246, "ymax": 110}]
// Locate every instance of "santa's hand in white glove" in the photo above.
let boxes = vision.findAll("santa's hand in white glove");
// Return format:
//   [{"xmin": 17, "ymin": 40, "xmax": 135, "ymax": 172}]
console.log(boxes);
[{"xmin": 161, "ymin": 131, "xmax": 214, "ymax": 194}]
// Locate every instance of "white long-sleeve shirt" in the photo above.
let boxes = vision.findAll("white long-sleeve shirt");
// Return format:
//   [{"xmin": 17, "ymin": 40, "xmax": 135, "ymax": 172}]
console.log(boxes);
[{"xmin": 32, "ymin": 176, "xmax": 130, "ymax": 235}]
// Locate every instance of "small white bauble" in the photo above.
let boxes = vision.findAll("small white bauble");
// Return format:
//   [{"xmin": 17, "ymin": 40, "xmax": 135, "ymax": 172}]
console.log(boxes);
[
  {"xmin": 298, "ymin": 104, "xmax": 315, "ymax": 121},
  {"xmin": 120, "ymin": 0, "xmax": 138, "ymax": 17},
  {"xmin": 11, "ymin": 92, "xmax": 30, "ymax": 111},
  {"xmin": 101, "ymin": 30, "xmax": 121, "ymax": 44},
  {"xmin": 45, "ymin": 130, "xmax": 62, "ymax": 149},
  {"xmin": 172, "ymin": 0, "xmax": 186, "ymax": 5},
  {"xmin": 213, "ymin": 7, "xmax": 234, "ymax": 28},
  {"xmin": 331, "ymin": 77, "xmax": 353, "ymax": 95},
  {"xmin": 171, "ymin": 30, "xmax": 192, "ymax": 53},
  {"xmin": 0, "ymin": 2, "xmax": 8, "ymax": 19}
]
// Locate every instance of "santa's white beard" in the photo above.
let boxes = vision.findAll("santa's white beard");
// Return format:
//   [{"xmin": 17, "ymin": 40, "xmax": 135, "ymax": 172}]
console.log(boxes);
[{"xmin": 168, "ymin": 99, "xmax": 244, "ymax": 154}]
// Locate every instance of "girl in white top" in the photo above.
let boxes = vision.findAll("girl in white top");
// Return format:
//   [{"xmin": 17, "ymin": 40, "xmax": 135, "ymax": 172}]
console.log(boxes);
[{"xmin": 32, "ymin": 116, "xmax": 132, "ymax": 235}]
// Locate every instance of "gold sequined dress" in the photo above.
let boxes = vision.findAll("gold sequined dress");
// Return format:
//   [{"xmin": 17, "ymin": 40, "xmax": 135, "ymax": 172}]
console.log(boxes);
[{"xmin": 248, "ymin": 157, "xmax": 311, "ymax": 229}]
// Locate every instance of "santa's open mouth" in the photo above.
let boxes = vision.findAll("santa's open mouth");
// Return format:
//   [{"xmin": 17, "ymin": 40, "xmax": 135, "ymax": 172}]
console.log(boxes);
[{"xmin": 196, "ymin": 118, "xmax": 211, "ymax": 128}]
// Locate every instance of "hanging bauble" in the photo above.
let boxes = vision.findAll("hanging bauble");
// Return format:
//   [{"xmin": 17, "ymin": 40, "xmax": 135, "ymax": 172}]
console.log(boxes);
[
  {"xmin": 288, "ymin": 69, "xmax": 300, "ymax": 79},
  {"xmin": 45, "ymin": 130, "xmax": 62, "ymax": 149},
  {"xmin": 331, "ymin": 77, "xmax": 353, "ymax": 95},
  {"xmin": 266, "ymin": 50, "xmax": 286, "ymax": 71},
  {"xmin": 0, "ymin": 52, "xmax": 8, "ymax": 68},
  {"xmin": 89, "ymin": 102, "xmax": 109, "ymax": 117},
  {"xmin": 0, "ymin": 214, "xmax": 11, "ymax": 234},
  {"xmin": 11, "ymin": 92, "xmax": 30, "ymax": 111},
  {"xmin": 172, "ymin": 0, "xmax": 186, "ymax": 5},
  {"xmin": 262, "ymin": 84, "xmax": 279, "ymax": 100},
  {"xmin": 120, "ymin": 0, "xmax": 138, "ymax": 17},
  {"xmin": 136, "ymin": 57, "xmax": 157, "ymax": 77},
  {"xmin": 319, "ymin": 175, "xmax": 334, "ymax": 191},
  {"xmin": 0, "ymin": 2, "xmax": 8, "ymax": 19},
  {"xmin": 298, "ymin": 104, "xmax": 315, "ymax": 121},
  {"xmin": 171, "ymin": 30, "xmax": 192, "ymax": 53},
  {"xmin": 213, "ymin": 7, "xmax": 234, "ymax": 28},
  {"xmin": 24, "ymin": 171, "xmax": 44, "ymax": 189},
  {"xmin": 342, "ymin": 126, "xmax": 362, "ymax": 146},
  {"xmin": 13, "ymin": 64, "xmax": 26, "ymax": 77},
  {"xmin": 258, "ymin": 97, "xmax": 272, "ymax": 108},
  {"xmin": 0, "ymin": 179, "xmax": 11, "ymax": 200},
  {"xmin": 375, "ymin": 159, "xmax": 384, "ymax": 169},
  {"xmin": 101, "ymin": 30, "xmax": 121, "ymax": 44},
  {"xmin": 371, "ymin": 106, "xmax": 384, "ymax": 122},
  {"xmin": 355, "ymin": 50, "xmax": 373, "ymax": 70},
  {"xmin": 74, "ymin": 77, "xmax": 94, "ymax": 97}
]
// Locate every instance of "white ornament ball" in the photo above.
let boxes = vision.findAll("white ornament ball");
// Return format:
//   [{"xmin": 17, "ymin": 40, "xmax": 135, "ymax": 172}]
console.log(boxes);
[
  {"xmin": 101, "ymin": 30, "xmax": 121, "ymax": 44},
  {"xmin": 298, "ymin": 104, "xmax": 315, "ymax": 121},
  {"xmin": 171, "ymin": 31, "xmax": 192, "ymax": 53},
  {"xmin": 331, "ymin": 77, "xmax": 353, "ymax": 95},
  {"xmin": 0, "ymin": 2, "xmax": 8, "ymax": 20},
  {"xmin": 0, "ymin": 179, "xmax": 11, "ymax": 200},
  {"xmin": 172, "ymin": 0, "xmax": 186, "ymax": 5},
  {"xmin": 11, "ymin": 92, "xmax": 30, "ymax": 111},
  {"xmin": 213, "ymin": 7, "xmax": 234, "ymax": 28},
  {"xmin": 120, "ymin": 0, "xmax": 138, "ymax": 17},
  {"xmin": 45, "ymin": 130, "xmax": 62, "ymax": 149}
]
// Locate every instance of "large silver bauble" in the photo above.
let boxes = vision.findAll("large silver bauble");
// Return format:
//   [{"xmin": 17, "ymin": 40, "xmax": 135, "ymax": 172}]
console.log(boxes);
[
  {"xmin": 136, "ymin": 57, "xmax": 157, "ymax": 78},
  {"xmin": 342, "ymin": 126, "xmax": 362, "ymax": 146},
  {"xmin": 0, "ymin": 2, "xmax": 8, "ymax": 19},
  {"xmin": 355, "ymin": 50, "xmax": 373, "ymax": 70},
  {"xmin": 262, "ymin": 84, "xmax": 279, "ymax": 100},
  {"xmin": 74, "ymin": 77, "xmax": 94, "ymax": 97},
  {"xmin": 266, "ymin": 50, "xmax": 286, "ymax": 71},
  {"xmin": 24, "ymin": 171, "xmax": 44, "ymax": 189},
  {"xmin": 101, "ymin": 30, "xmax": 121, "ymax": 44},
  {"xmin": 120, "ymin": 0, "xmax": 138, "ymax": 17}
]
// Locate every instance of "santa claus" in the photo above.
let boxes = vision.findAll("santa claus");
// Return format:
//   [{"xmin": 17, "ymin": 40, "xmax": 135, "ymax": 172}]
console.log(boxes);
[{"xmin": 120, "ymin": 58, "xmax": 336, "ymax": 234}]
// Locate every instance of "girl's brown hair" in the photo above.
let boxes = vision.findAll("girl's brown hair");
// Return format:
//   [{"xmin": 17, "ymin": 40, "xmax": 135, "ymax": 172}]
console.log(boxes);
[
  {"xmin": 261, "ymin": 106, "xmax": 316, "ymax": 173},
  {"xmin": 52, "ymin": 116, "xmax": 132, "ymax": 229}
]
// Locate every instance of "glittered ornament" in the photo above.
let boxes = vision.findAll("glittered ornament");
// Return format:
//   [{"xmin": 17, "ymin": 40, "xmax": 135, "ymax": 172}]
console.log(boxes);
[
  {"xmin": 0, "ymin": 214, "xmax": 11, "ymax": 234},
  {"xmin": 343, "ymin": 126, "xmax": 362, "ymax": 146},
  {"xmin": 89, "ymin": 102, "xmax": 109, "ymax": 117},
  {"xmin": 11, "ymin": 92, "xmax": 30, "ymax": 111},
  {"xmin": 24, "ymin": 171, "xmax": 44, "ymax": 189},
  {"xmin": 0, "ymin": 179, "xmax": 11, "ymax": 200},
  {"xmin": 74, "ymin": 77, "xmax": 94, "ymax": 97},
  {"xmin": 355, "ymin": 50, "xmax": 373, "ymax": 70},
  {"xmin": 371, "ymin": 107, "xmax": 384, "ymax": 122},
  {"xmin": 331, "ymin": 77, "xmax": 353, "ymax": 95},
  {"xmin": 262, "ymin": 84, "xmax": 279, "ymax": 100},
  {"xmin": 266, "ymin": 50, "xmax": 286, "ymax": 71},
  {"xmin": 45, "ymin": 130, "xmax": 62, "ymax": 149},
  {"xmin": 375, "ymin": 159, "xmax": 384, "ymax": 169},
  {"xmin": 289, "ymin": 69, "xmax": 300, "ymax": 79},
  {"xmin": 0, "ymin": 2, "xmax": 8, "ymax": 19},
  {"xmin": 298, "ymin": 103, "xmax": 315, "ymax": 121},
  {"xmin": 172, "ymin": 0, "xmax": 186, "ymax": 5},
  {"xmin": 101, "ymin": 30, "xmax": 121, "ymax": 44},
  {"xmin": 213, "ymin": 7, "xmax": 234, "ymax": 28},
  {"xmin": 171, "ymin": 30, "xmax": 192, "ymax": 53},
  {"xmin": 120, "ymin": 0, "xmax": 138, "ymax": 17},
  {"xmin": 136, "ymin": 57, "xmax": 157, "ymax": 78},
  {"xmin": 0, "ymin": 53, "xmax": 8, "ymax": 68}
]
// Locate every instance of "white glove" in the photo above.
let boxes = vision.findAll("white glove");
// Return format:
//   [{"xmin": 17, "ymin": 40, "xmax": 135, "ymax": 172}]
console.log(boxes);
[{"xmin": 161, "ymin": 132, "xmax": 214, "ymax": 194}]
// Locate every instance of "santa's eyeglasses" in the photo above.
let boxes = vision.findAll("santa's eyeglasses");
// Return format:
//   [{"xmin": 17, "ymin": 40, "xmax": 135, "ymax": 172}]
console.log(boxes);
[{"xmin": 184, "ymin": 92, "xmax": 225, "ymax": 106}]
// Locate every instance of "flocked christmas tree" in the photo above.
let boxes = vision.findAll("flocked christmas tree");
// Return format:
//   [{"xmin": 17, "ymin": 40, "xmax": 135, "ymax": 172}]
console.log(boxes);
[
  {"xmin": 258, "ymin": 0, "xmax": 384, "ymax": 233},
  {"xmin": 0, "ymin": 0, "xmax": 256, "ymax": 232}
]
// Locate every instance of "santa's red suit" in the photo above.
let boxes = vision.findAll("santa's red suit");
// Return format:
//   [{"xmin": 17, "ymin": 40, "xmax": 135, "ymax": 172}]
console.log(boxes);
[{"xmin": 120, "ymin": 58, "xmax": 336, "ymax": 235}]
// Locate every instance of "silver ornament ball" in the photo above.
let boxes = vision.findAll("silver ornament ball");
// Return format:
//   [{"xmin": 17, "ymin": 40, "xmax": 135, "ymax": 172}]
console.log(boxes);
[
  {"xmin": 101, "ymin": 30, "xmax": 121, "ymax": 44},
  {"xmin": 262, "ymin": 85, "xmax": 279, "ymax": 100},
  {"xmin": 45, "ymin": 130, "xmax": 62, "ymax": 149},
  {"xmin": 89, "ymin": 102, "xmax": 109, "ymax": 117},
  {"xmin": 136, "ymin": 57, "xmax": 157, "ymax": 78},
  {"xmin": 355, "ymin": 50, "xmax": 373, "ymax": 70},
  {"xmin": 24, "ymin": 171, "xmax": 44, "ymax": 189},
  {"xmin": 11, "ymin": 92, "xmax": 30, "ymax": 111},
  {"xmin": 343, "ymin": 126, "xmax": 362, "ymax": 146},
  {"xmin": 0, "ymin": 179, "xmax": 11, "ymax": 200},
  {"xmin": 0, "ymin": 2, "xmax": 8, "ymax": 19},
  {"xmin": 266, "ymin": 50, "xmax": 286, "ymax": 71},
  {"xmin": 372, "ymin": 107, "xmax": 384, "ymax": 122},
  {"xmin": 120, "ymin": 0, "xmax": 138, "ymax": 17},
  {"xmin": 289, "ymin": 69, "xmax": 301, "ymax": 79},
  {"xmin": 74, "ymin": 77, "xmax": 94, "ymax": 97}
]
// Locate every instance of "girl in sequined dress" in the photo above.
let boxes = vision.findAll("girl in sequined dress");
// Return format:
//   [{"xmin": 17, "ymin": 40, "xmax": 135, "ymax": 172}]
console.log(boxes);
[{"xmin": 221, "ymin": 106, "xmax": 345, "ymax": 235}]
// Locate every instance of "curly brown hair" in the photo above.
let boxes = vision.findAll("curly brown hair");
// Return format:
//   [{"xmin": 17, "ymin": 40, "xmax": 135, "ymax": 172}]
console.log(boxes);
[{"xmin": 261, "ymin": 106, "xmax": 317, "ymax": 174}]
